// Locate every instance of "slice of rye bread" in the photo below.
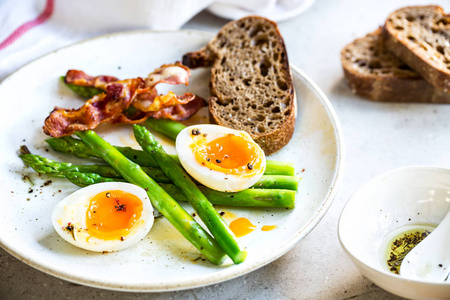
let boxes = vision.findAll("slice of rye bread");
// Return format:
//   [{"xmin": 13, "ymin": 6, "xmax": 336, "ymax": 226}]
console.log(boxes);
[
  {"xmin": 341, "ymin": 28, "xmax": 450, "ymax": 103},
  {"xmin": 383, "ymin": 5, "xmax": 450, "ymax": 91},
  {"xmin": 182, "ymin": 16, "xmax": 296, "ymax": 155}
]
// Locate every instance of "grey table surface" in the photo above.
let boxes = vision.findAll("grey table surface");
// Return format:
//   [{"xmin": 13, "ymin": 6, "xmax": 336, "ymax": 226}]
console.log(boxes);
[{"xmin": 2, "ymin": 0, "xmax": 450, "ymax": 299}]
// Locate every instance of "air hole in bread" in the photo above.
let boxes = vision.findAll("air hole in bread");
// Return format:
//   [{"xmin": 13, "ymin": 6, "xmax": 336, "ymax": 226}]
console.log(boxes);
[
  {"xmin": 217, "ymin": 33, "xmax": 227, "ymax": 48},
  {"xmin": 406, "ymin": 16, "xmax": 415, "ymax": 22},
  {"xmin": 263, "ymin": 101, "xmax": 274, "ymax": 108},
  {"xmin": 437, "ymin": 45, "xmax": 445, "ymax": 55},
  {"xmin": 221, "ymin": 57, "xmax": 226, "ymax": 65},
  {"xmin": 260, "ymin": 57, "xmax": 272, "ymax": 76},
  {"xmin": 272, "ymin": 107, "xmax": 280, "ymax": 113},
  {"xmin": 355, "ymin": 59, "xmax": 367, "ymax": 67},
  {"xmin": 277, "ymin": 80, "xmax": 288, "ymax": 90},
  {"xmin": 256, "ymin": 115, "xmax": 265, "ymax": 121},
  {"xmin": 249, "ymin": 25, "xmax": 263, "ymax": 38},
  {"xmin": 273, "ymin": 53, "xmax": 279, "ymax": 61},
  {"xmin": 243, "ymin": 78, "xmax": 251, "ymax": 86},
  {"xmin": 284, "ymin": 109, "xmax": 291, "ymax": 116},
  {"xmin": 436, "ymin": 18, "xmax": 450, "ymax": 25},
  {"xmin": 394, "ymin": 25, "xmax": 404, "ymax": 31},
  {"xmin": 251, "ymin": 34, "xmax": 269, "ymax": 47},
  {"xmin": 256, "ymin": 124, "xmax": 265, "ymax": 133},
  {"xmin": 251, "ymin": 104, "xmax": 257, "ymax": 109},
  {"xmin": 407, "ymin": 35, "xmax": 416, "ymax": 42},
  {"xmin": 281, "ymin": 52, "xmax": 286, "ymax": 63},
  {"xmin": 398, "ymin": 64, "xmax": 411, "ymax": 70},
  {"xmin": 232, "ymin": 106, "xmax": 239, "ymax": 111}
]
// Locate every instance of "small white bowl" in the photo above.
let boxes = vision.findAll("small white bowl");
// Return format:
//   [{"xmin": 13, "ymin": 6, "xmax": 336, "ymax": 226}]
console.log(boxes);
[{"xmin": 338, "ymin": 166, "xmax": 450, "ymax": 300}]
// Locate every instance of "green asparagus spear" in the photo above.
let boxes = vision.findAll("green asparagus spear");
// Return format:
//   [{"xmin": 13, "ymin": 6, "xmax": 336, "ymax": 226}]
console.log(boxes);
[
  {"xmin": 21, "ymin": 152, "xmax": 298, "ymax": 191},
  {"xmin": 145, "ymin": 118, "xmax": 187, "ymax": 141},
  {"xmin": 75, "ymin": 130, "xmax": 227, "ymax": 265},
  {"xmin": 46, "ymin": 136, "xmax": 295, "ymax": 175},
  {"xmin": 264, "ymin": 161, "xmax": 295, "ymax": 176},
  {"xmin": 63, "ymin": 172, "xmax": 295, "ymax": 208},
  {"xmin": 45, "ymin": 136, "xmax": 157, "ymax": 166},
  {"xmin": 252, "ymin": 175, "xmax": 298, "ymax": 190},
  {"xmin": 61, "ymin": 76, "xmax": 104, "ymax": 99},
  {"xmin": 163, "ymin": 183, "xmax": 295, "ymax": 208},
  {"xmin": 133, "ymin": 124, "xmax": 247, "ymax": 264},
  {"xmin": 64, "ymin": 171, "xmax": 125, "ymax": 186},
  {"xmin": 19, "ymin": 154, "xmax": 171, "ymax": 182}
]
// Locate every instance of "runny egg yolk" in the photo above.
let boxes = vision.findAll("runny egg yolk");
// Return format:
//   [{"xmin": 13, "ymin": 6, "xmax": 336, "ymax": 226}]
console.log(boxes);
[
  {"xmin": 229, "ymin": 217, "xmax": 256, "ymax": 237},
  {"xmin": 193, "ymin": 134, "xmax": 262, "ymax": 175},
  {"xmin": 86, "ymin": 190, "xmax": 143, "ymax": 240}
]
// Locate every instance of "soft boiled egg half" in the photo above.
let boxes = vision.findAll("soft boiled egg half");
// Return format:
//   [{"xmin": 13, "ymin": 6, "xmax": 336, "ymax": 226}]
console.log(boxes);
[
  {"xmin": 52, "ymin": 182, "xmax": 154, "ymax": 252},
  {"xmin": 176, "ymin": 124, "xmax": 266, "ymax": 192}
]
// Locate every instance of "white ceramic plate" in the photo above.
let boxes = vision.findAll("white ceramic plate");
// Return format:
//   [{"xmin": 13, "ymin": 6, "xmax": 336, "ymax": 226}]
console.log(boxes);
[
  {"xmin": 0, "ymin": 30, "xmax": 342, "ymax": 292},
  {"xmin": 207, "ymin": 0, "xmax": 316, "ymax": 22}
]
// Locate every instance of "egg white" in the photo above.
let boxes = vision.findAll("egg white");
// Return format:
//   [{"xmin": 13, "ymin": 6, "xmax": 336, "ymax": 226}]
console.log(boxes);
[
  {"xmin": 176, "ymin": 124, "xmax": 266, "ymax": 192},
  {"xmin": 52, "ymin": 182, "xmax": 154, "ymax": 252}
]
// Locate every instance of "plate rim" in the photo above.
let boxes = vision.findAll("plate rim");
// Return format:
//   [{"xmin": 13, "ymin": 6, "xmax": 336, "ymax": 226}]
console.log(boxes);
[{"xmin": 0, "ymin": 29, "xmax": 344, "ymax": 292}]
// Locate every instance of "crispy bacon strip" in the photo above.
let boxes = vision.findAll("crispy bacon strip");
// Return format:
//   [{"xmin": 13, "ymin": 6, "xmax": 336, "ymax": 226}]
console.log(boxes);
[
  {"xmin": 65, "ymin": 70, "xmax": 119, "ymax": 89},
  {"xmin": 65, "ymin": 62, "xmax": 190, "ymax": 90},
  {"xmin": 44, "ymin": 78, "xmax": 146, "ymax": 137},
  {"xmin": 133, "ymin": 91, "xmax": 194, "ymax": 112},
  {"xmin": 111, "ymin": 95, "xmax": 206, "ymax": 123},
  {"xmin": 64, "ymin": 62, "xmax": 192, "ymax": 112},
  {"xmin": 144, "ymin": 62, "xmax": 191, "ymax": 87},
  {"xmin": 147, "ymin": 95, "xmax": 206, "ymax": 121},
  {"xmin": 44, "ymin": 63, "xmax": 205, "ymax": 137}
]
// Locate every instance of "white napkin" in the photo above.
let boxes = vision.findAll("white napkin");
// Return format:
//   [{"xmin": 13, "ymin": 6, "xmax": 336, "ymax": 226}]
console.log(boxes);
[
  {"xmin": 0, "ymin": 0, "xmax": 302, "ymax": 81},
  {"xmin": 0, "ymin": 0, "xmax": 214, "ymax": 81}
]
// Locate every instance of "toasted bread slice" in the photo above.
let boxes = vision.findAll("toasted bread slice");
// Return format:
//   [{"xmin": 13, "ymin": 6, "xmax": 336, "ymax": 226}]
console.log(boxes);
[
  {"xmin": 383, "ymin": 5, "xmax": 450, "ymax": 91},
  {"xmin": 341, "ymin": 28, "xmax": 450, "ymax": 103},
  {"xmin": 182, "ymin": 16, "xmax": 295, "ymax": 155}
]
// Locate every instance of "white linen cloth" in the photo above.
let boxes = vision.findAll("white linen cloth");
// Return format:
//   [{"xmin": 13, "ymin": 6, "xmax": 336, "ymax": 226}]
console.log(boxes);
[
  {"xmin": 0, "ymin": 0, "xmax": 297, "ymax": 81},
  {"xmin": 0, "ymin": 0, "xmax": 215, "ymax": 81}
]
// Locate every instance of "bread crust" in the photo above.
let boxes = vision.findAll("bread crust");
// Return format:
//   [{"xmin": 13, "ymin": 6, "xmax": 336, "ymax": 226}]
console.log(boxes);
[
  {"xmin": 383, "ymin": 5, "xmax": 450, "ymax": 91},
  {"xmin": 341, "ymin": 28, "xmax": 450, "ymax": 103},
  {"xmin": 183, "ymin": 16, "xmax": 296, "ymax": 155}
]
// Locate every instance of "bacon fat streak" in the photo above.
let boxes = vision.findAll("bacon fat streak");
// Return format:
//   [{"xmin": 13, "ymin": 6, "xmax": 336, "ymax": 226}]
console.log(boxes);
[{"xmin": 44, "ymin": 63, "xmax": 205, "ymax": 137}]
